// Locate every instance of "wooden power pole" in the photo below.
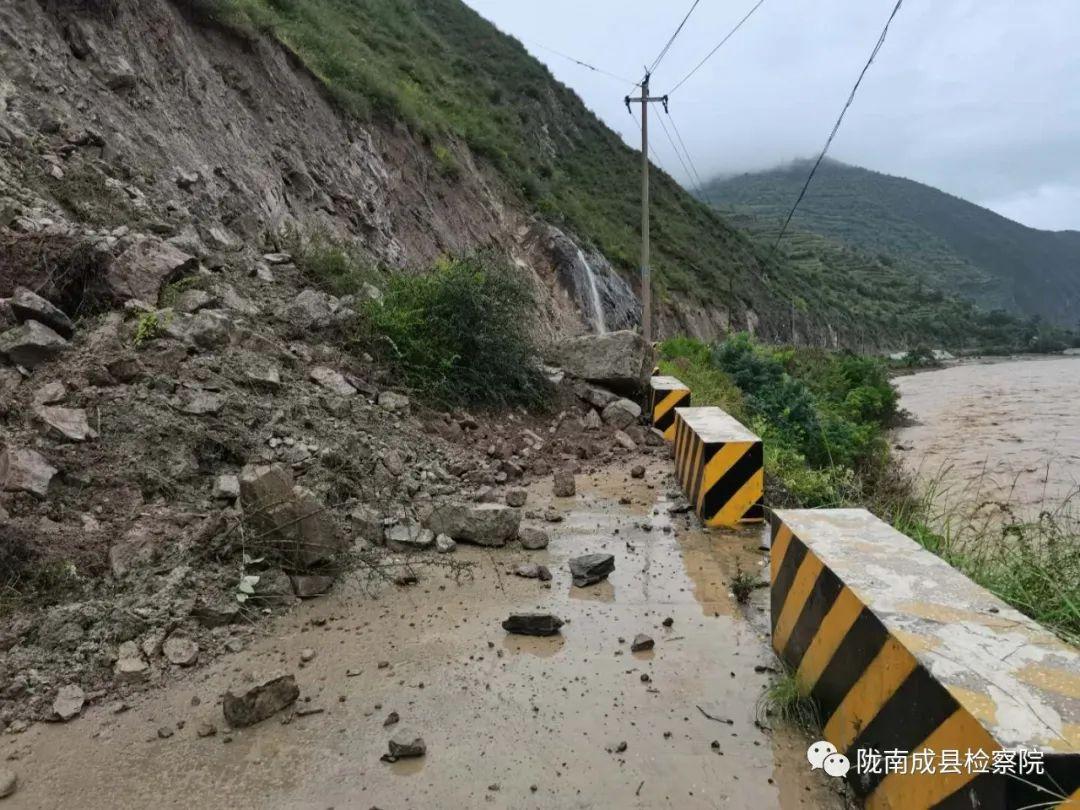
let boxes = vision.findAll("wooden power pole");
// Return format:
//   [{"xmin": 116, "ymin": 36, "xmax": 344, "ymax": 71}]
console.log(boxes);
[{"xmin": 626, "ymin": 73, "xmax": 668, "ymax": 345}]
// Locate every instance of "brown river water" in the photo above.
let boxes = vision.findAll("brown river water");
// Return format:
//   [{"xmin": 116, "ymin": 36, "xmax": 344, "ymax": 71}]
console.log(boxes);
[
  {"xmin": 6, "ymin": 460, "xmax": 843, "ymax": 809},
  {"xmin": 893, "ymin": 355, "xmax": 1080, "ymax": 515}
]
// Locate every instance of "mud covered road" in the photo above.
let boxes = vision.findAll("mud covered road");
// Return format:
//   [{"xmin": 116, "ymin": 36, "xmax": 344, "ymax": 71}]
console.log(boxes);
[{"xmin": 6, "ymin": 461, "xmax": 843, "ymax": 809}]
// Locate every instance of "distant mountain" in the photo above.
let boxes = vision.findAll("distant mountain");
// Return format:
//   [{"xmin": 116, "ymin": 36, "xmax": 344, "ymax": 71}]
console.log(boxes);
[{"xmin": 701, "ymin": 160, "xmax": 1080, "ymax": 328}]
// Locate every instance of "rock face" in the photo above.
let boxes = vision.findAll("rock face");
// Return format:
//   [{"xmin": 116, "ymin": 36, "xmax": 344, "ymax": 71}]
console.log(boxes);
[
  {"xmin": 569, "ymin": 553, "xmax": 615, "ymax": 587},
  {"xmin": 0, "ymin": 447, "xmax": 58, "ymax": 498},
  {"xmin": 502, "ymin": 613, "xmax": 564, "ymax": 636},
  {"xmin": 239, "ymin": 464, "xmax": 345, "ymax": 568},
  {"xmin": 552, "ymin": 471, "xmax": 576, "ymax": 498},
  {"xmin": 11, "ymin": 287, "xmax": 75, "ymax": 337},
  {"xmin": 222, "ymin": 674, "xmax": 299, "ymax": 728},
  {"xmin": 549, "ymin": 331, "xmax": 653, "ymax": 394},
  {"xmin": 427, "ymin": 503, "xmax": 521, "ymax": 547},
  {"xmin": 0, "ymin": 320, "xmax": 68, "ymax": 368},
  {"xmin": 105, "ymin": 237, "xmax": 198, "ymax": 303}
]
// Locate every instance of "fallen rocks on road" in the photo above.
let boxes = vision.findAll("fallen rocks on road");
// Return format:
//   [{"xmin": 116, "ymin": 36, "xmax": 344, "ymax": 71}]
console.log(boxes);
[
  {"xmin": 569, "ymin": 553, "xmax": 615, "ymax": 587},
  {"xmin": 518, "ymin": 527, "xmax": 550, "ymax": 550},
  {"xmin": 384, "ymin": 728, "xmax": 426, "ymax": 760},
  {"xmin": 385, "ymin": 521, "xmax": 435, "ymax": 552},
  {"xmin": 427, "ymin": 502, "xmax": 520, "ymax": 547},
  {"xmin": 552, "ymin": 470, "xmax": 576, "ymax": 497},
  {"xmin": 602, "ymin": 398, "xmax": 641, "ymax": 430},
  {"xmin": 548, "ymin": 330, "xmax": 653, "ymax": 393},
  {"xmin": 435, "ymin": 533, "xmax": 456, "ymax": 554},
  {"xmin": 222, "ymin": 673, "xmax": 299, "ymax": 728},
  {"xmin": 631, "ymin": 634, "xmax": 655, "ymax": 652},
  {"xmin": 52, "ymin": 684, "xmax": 85, "ymax": 721},
  {"xmin": 502, "ymin": 613, "xmax": 564, "ymax": 636},
  {"xmin": 630, "ymin": 464, "xmax": 646, "ymax": 479},
  {"xmin": 513, "ymin": 563, "xmax": 551, "ymax": 581},
  {"xmin": 0, "ymin": 768, "xmax": 16, "ymax": 800}
]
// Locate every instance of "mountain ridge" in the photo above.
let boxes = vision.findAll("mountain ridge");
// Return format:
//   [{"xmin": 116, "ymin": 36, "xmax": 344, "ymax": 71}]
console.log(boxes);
[{"xmin": 702, "ymin": 159, "xmax": 1080, "ymax": 327}]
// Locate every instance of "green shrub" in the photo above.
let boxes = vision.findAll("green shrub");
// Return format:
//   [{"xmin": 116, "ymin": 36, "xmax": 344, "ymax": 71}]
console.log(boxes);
[
  {"xmin": 361, "ymin": 252, "xmax": 549, "ymax": 408},
  {"xmin": 287, "ymin": 230, "xmax": 376, "ymax": 297}
]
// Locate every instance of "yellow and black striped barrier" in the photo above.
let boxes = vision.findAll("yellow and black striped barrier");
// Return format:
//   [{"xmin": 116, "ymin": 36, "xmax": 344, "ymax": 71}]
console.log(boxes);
[
  {"xmin": 647, "ymin": 375, "xmax": 690, "ymax": 440},
  {"xmin": 770, "ymin": 508, "xmax": 1080, "ymax": 809},
  {"xmin": 672, "ymin": 406, "xmax": 763, "ymax": 527}
]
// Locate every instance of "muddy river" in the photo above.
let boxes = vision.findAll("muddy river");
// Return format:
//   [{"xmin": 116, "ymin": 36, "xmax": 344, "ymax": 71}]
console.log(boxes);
[
  {"xmin": 893, "ymin": 355, "xmax": 1080, "ymax": 515},
  {"xmin": 7, "ymin": 461, "xmax": 842, "ymax": 809}
]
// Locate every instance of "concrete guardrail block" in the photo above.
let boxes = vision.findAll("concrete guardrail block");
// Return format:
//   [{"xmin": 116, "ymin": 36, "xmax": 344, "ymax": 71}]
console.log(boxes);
[
  {"xmin": 647, "ymin": 375, "xmax": 690, "ymax": 440},
  {"xmin": 770, "ymin": 508, "xmax": 1080, "ymax": 809},
  {"xmin": 672, "ymin": 406, "xmax": 763, "ymax": 527}
]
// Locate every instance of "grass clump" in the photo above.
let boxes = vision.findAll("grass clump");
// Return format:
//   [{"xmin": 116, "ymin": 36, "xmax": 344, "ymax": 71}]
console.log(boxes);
[
  {"xmin": 286, "ymin": 230, "xmax": 379, "ymax": 298},
  {"xmin": 359, "ymin": 251, "xmax": 549, "ymax": 409},
  {"xmin": 756, "ymin": 667, "xmax": 820, "ymax": 732}
]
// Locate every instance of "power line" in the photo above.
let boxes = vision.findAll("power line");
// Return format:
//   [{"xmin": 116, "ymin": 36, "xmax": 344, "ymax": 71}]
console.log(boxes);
[
  {"xmin": 524, "ymin": 38, "xmax": 639, "ymax": 85},
  {"xmin": 655, "ymin": 111, "xmax": 698, "ymax": 194},
  {"xmin": 664, "ymin": 109, "xmax": 707, "ymax": 194},
  {"xmin": 667, "ymin": 0, "xmax": 768, "ymax": 95},
  {"xmin": 771, "ymin": 0, "xmax": 905, "ymax": 253},
  {"xmin": 649, "ymin": 0, "xmax": 702, "ymax": 75}
]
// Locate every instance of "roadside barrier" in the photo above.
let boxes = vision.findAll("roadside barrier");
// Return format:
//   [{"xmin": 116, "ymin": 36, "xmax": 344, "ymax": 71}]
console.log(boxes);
[
  {"xmin": 647, "ymin": 375, "xmax": 690, "ymax": 440},
  {"xmin": 672, "ymin": 406, "xmax": 763, "ymax": 527},
  {"xmin": 770, "ymin": 508, "xmax": 1080, "ymax": 809}
]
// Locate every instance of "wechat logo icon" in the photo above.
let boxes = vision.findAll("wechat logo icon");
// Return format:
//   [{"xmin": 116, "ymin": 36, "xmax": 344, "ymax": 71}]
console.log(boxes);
[{"xmin": 807, "ymin": 741, "xmax": 851, "ymax": 778}]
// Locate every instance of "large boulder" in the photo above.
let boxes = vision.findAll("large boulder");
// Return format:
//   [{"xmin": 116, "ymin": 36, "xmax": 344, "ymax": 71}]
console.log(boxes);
[
  {"xmin": 0, "ymin": 320, "xmax": 68, "ymax": 368},
  {"xmin": 427, "ymin": 503, "xmax": 521, "ymax": 547},
  {"xmin": 11, "ymin": 287, "xmax": 75, "ymax": 338},
  {"xmin": 548, "ymin": 330, "xmax": 653, "ymax": 394},
  {"xmin": 105, "ymin": 237, "xmax": 198, "ymax": 304},
  {"xmin": 275, "ymin": 288, "xmax": 338, "ymax": 331}
]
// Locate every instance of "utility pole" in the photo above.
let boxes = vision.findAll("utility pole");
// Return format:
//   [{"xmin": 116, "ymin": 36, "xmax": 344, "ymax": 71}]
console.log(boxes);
[{"xmin": 626, "ymin": 73, "xmax": 667, "ymax": 345}]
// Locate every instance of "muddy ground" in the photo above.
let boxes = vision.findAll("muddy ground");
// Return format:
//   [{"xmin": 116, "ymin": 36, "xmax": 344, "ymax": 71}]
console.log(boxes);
[{"xmin": 4, "ymin": 461, "xmax": 847, "ymax": 809}]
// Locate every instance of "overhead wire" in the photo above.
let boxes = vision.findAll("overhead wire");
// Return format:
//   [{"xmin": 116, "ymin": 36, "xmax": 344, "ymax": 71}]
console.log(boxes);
[
  {"xmin": 664, "ymin": 109, "xmax": 707, "ymax": 195},
  {"xmin": 770, "ymin": 0, "xmax": 905, "ymax": 254},
  {"xmin": 667, "ymin": 0, "xmax": 768, "ymax": 95},
  {"xmin": 655, "ymin": 112, "xmax": 699, "ymax": 194},
  {"xmin": 648, "ymin": 0, "xmax": 702, "ymax": 75},
  {"xmin": 524, "ymin": 38, "xmax": 640, "ymax": 86}
]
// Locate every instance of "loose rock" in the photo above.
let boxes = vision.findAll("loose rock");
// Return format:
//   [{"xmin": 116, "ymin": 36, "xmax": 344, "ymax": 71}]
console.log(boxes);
[
  {"xmin": 569, "ymin": 553, "xmax": 615, "ymax": 587},
  {"xmin": 505, "ymin": 488, "xmax": 527, "ymax": 507},
  {"xmin": 52, "ymin": 684, "xmax": 85, "ymax": 721},
  {"xmin": 630, "ymin": 464, "xmax": 646, "ymax": 479},
  {"xmin": 552, "ymin": 470, "xmax": 576, "ymax": 498},
  {"xmin": 428, "ymin": 503, "xmax": 520, "ymax": 547},
  {"xmin": 11, "ymin": 287, "xmax": 75, "ymax": 337},
  {"xmin": 502, "ymin": 613, "xmax": 564, "ymax": 636},
  {"xmin": 631, "ymin": 634, "xmax": 655, "ymax": 652},
  {"xmin": 434, "ymin": 533, "xmax": 456, "ymax": 554},
  {"xmin": 163, "ymin": 635, "xmax": 199, "ymax": 667},
  {"xmin": 222, "ymin": 674, "xmax": 300, "ymax": 728},
  {"xmin": 0, "ymin": 320, "xmax": 67, "ymax": 368},
  {"xmin": 386, "ymin": 728, "xmax": 426, "ymax": 759},
  {"xmin": 0, "ymin": 447, "xmax": 58, "ymax": 498},
  {"xmin": 518, "ymin": 527, "xmax": 550, "ymax": 550}
]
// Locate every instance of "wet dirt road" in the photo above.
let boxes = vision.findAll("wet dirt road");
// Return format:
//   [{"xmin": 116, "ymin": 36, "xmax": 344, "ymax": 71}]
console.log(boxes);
[
  {"xmin": 6, "ymin": 461, "xmax": 843, "ymax": 809},
  {"xmin": 894, "ymin": 355, "xmax": 1080, "ymax": 514}
]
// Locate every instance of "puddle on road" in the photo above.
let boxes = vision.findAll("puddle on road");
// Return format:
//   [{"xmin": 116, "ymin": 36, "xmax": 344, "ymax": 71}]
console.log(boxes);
[{"xmin": 9, "ymin": 460, "xmax": 843, "ymax": 809}]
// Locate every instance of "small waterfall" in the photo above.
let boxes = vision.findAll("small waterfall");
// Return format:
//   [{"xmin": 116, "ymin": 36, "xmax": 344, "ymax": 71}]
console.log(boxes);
[{"xmin": 577, "ymin": 249, "xmax": 607, "ymax": 334}]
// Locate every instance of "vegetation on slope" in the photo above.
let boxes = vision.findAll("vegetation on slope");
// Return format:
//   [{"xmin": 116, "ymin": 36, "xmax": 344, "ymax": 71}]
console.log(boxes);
[
  {"xmin": 659, "ymin": 335, "xmax": 1080, "ymax": 644},
  {"xmin": 180, "ymin": 0, "xmax": 1071, "ymax": 352},
  {"xmin": 704, "ymin": 159, "xmax": 1080, "ymax": 329}
]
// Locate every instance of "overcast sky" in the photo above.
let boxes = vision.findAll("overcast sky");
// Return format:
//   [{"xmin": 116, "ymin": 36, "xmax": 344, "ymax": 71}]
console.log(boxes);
[{"xmin": 463, "ymin": 0, "xmax": 1080, "ymax": 232}]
